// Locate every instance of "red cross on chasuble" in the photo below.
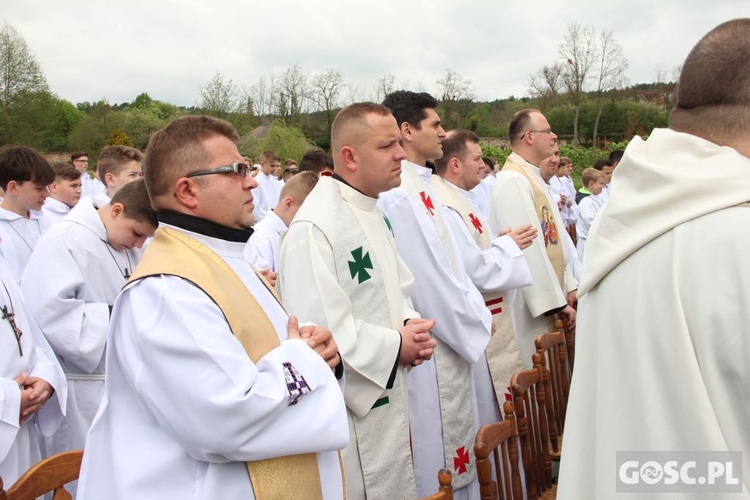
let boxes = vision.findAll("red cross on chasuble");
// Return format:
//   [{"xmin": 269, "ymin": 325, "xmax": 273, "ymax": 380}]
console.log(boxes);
[
  {"xmin": 419, "ymin": 191, "xmax": 435, "ymax": 216},
  {"xmin": 453, "ymin": 446, "xmax": 470, "ymax": 474},
  {"xmin": 469, "ymin": 212, "xmax": 483, "ymax": 234}
]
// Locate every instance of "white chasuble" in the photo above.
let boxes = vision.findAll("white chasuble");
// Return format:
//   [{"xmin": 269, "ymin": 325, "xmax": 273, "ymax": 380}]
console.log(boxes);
[
  {"xmin": 430, "ymin": 175, "xmax": 530, "ymax": 412},
  {"xmin": 378, "ymin": 161, "xmax": 491, "ymax": 497},
  {"xmin": 279, "ymin": 177, "xmax": 416, "ymax": 500}
]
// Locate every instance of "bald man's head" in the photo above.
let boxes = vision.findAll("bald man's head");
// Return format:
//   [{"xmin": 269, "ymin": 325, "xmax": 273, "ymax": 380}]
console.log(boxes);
[{"xmin": 331, "ymin": 102, "xmax": 393, "ymax": 165}]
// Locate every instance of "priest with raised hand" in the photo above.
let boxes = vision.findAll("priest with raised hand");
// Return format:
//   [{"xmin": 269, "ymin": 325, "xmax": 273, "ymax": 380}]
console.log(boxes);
[
  {"xmin": 77, "ymin": 115, "xmax": 349, "ymax": 500},
  {"xmin": 278, "ymin": 102, "xmax": 436, "ymax": 500},
  {"xmin": 431, "ymin": 128, "xmax": 535, "ymax": 424}
]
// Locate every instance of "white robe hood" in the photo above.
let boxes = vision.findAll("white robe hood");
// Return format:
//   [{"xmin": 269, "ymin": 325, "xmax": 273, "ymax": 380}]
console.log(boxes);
[{"xmin": 580, "ymin": 128, "xmax": 750, "ymax": 295}]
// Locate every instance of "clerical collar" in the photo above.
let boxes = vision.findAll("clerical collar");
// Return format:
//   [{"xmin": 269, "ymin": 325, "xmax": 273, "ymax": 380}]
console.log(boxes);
[
  {"xmin": 332, "ymin": 173, "xmax": 370, "ymax": 198},
  {"xmin": 157, "ymin": 210, "xmax": 253, "ymax": 243}
]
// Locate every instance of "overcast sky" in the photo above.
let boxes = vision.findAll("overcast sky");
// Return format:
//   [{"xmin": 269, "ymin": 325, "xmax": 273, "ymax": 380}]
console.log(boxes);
[{"xmin": 4, "ymin": 1, "xmax": 745, "ymax": 108}]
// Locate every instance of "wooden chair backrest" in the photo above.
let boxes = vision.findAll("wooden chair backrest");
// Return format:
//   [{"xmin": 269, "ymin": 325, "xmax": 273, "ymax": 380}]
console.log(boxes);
[
  {"xmin": 535, "ymin": 328, "xmax": 570, "ymax": 456},
  {"xmin": 557, "ymin": 314, "xmax": 576, "ymax": 372},
  {"xmin": 510, "ymin": 354, "xmax": 553, "ymax": 500},
  {"xmin": 0, "ymin": 450, "xmax": 83, "ymax": 500},
  {"xmin": 418, "ymin": 469, "xmax": 454, "ymax": 500},
  {"xmin": 474, "ymin": 402, "xmax": 523, "ymax": 500}
]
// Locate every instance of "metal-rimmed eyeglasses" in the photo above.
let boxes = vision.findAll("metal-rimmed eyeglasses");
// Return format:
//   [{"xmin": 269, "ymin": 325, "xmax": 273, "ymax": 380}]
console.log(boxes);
[{"xmin": 186, "ymin": 162, "xmax": 251, "ymax": 178}]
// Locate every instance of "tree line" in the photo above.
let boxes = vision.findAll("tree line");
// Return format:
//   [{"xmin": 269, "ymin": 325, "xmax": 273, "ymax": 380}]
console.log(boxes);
[{"xmin": 1, "ymin": 21, "xmax": 675, "ymax": 165}]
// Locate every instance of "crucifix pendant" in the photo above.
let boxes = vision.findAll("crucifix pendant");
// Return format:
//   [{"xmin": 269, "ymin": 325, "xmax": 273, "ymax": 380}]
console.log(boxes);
[{"xmin": 2, "ymin": 305, "xmax": 23, "ymax": 356}]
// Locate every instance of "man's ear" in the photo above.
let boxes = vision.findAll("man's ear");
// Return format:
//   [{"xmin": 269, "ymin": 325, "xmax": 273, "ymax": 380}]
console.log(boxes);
[
  {"xmin": 283, "ymin": 196, "xmax": 295, "ymax": 210},
  {"xmin": 340, "ymin": 146, "xmax": 357, "ymax": 173},
  {"xmin": 400, "ymin": 121, "xmax": 413, "ymax": 142},
  {"xmin": 174, "ymin": 177, "xmax": 200, "ymax": 210},
  {"xmin": 449, "ymin": 157, "xmax": 461, "ymax": 175}
]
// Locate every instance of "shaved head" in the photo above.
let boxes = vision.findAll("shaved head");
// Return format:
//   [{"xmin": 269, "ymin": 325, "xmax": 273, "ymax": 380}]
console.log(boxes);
[{"xmin": 331, "ymin": 102, "xmax": 392, "ymax": 166}]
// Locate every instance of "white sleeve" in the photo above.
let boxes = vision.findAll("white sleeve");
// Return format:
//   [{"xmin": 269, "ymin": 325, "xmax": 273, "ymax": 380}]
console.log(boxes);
[
  {"xmin": 244, "ymin": 230, "xmax": 274, "ymax": 272},
  {"xmin": 278, "ymin": 221, "xmax": 404, "ymax": 418},
  {"xmin": 443, "ymin": 208, "xmax": 532, "ymax": 293},
  {"xmin": 378, "ymin": 191, "xmax": 491, "ymax": 363},
  {"xmin": 112, "ymin": 277, "xmax": 349, "ymax": 462}
]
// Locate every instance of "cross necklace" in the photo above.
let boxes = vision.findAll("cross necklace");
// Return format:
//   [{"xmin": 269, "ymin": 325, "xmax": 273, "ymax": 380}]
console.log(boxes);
[
  {"xmin": 102, "ymin": 241, "xmax": 132, "ymax": 280},
  {"xmin": 1, "ymin": 280, "xmax": 23, "ymax": 356}
]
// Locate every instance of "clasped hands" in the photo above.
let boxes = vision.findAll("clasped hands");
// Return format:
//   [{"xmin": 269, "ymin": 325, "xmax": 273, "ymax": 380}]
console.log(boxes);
[
  {"xmin": 287, "ymin": 316, "xmax": 340, "ymax": 371},
  {"xmin": 15, "ymin": 373, "xmax": 53, "ymax": 425},
  {"xmin": 399, "ymin": 318, "xmax": 437, "ymax": 367}
]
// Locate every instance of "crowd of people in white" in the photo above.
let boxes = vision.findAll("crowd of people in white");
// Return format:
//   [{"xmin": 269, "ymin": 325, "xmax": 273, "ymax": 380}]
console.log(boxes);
[{"xmin": 0, "ymin": 18, "xmax": 748, "ymax": 500}]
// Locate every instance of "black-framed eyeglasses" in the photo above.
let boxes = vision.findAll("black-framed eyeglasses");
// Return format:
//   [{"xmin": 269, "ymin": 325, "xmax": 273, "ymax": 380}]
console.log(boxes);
[
  {"xmin": 528, "ymin": 128, "xmax": 553, "ymax": 135},
  {"xmin": 186, "ymin": 162, "xmax": 250, "ymax": 179}
]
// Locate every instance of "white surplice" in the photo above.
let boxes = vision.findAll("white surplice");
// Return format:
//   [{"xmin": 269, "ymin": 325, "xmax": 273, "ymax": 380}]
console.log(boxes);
[
  {"xmin": 41, "ymin": 197, "xmax": 71, "ymax": 227},
  {"xmin": 279, "ymin": 177, "xmax": 418, "ymax": 500},
  {"xmin": 77, "ymin": 223, "xmax": 348, "ymax": 500},
  {"xmin": 0, "ymin": 208, "xmax": 47, "ymax": 283},
  {"xmin": 20, "ymin": 198, "xmax": 139, "ymax": 465},
  {"xmin": 251, "ymin": 172, "xmax": 283, "ymax": 223},
  {"xmin": 0, "ymin": 255, "xmax": 66, "ymax": 486},
  {"xmin": 575, "ymin": 193, "xmax": 606, "ymax": 261},
  {"xmin": 378, "ymin": 161, "xmax": 491, "ymax": 499},
  {"xmin": 489, "ymin": 153, "xmax": 578, "ymax": 367},
  {"xmin": 558, "ymin": 129, "xmax": 750, "ymax": 499},
  {"xmin": 244, "ymin": 209, "xmax": 287, "ymax": 272}
]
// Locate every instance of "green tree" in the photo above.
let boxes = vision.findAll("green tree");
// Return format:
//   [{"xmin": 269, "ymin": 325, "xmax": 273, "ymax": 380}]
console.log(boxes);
[
  {"xmin": 69, "ymin": 101, "xmax": 124, "ymax": 160},
  {"xmin": 237, "ymin": 120, "xmax": 315, "ymax": 163},
  {"xmin": 0, "ymin": 22, "xmax": 50, "ymax": 144},
  {"xmin": 198, "ymin": 71, "xmax": 240, "ymax": 118}
]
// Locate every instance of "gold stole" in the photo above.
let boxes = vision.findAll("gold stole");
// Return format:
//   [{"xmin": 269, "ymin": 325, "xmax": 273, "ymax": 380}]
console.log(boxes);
[
  {"xmin": 128, "ymin": 227, "xmax": 327, "ymax": 500},
  {"xmin": 503, "ymin": 157, "xmax": 565, "ymax": 289}
]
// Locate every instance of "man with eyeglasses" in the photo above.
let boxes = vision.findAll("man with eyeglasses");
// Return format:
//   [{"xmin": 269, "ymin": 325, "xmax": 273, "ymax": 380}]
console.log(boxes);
[
  {"xmin": 71, "ymin": 151, "xmax": 98, "ymax": 198},
  {"xmin": 77, "ymin": 115, "xmax": 349, "ymax": 499},
  {"xmin": 487, "ymin": 108, "xmax": 578, "ymax": 368}
]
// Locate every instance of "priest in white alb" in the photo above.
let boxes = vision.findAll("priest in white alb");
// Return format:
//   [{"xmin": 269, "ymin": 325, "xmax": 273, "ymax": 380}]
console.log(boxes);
[
  {"xmin": 77, "ymin": 115, "xmax": 349, "ymax": 500},
  {"xmin": 278, "ymin": 103, "xmax": 437, "ymax": 500},
  {"xmin": 489, "ymin": 109, "xmax": 577, "ymax": 366},
  {"xmin": 381, "ymin": 91, "xmax": 492, "ymax": 499},
  {"xmin": 432, "ymin": 129, "xmax": 535, "ymax": 423}
]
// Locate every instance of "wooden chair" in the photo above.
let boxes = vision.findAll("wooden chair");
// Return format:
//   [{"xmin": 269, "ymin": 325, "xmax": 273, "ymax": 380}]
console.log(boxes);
[
  {"xmin": 418, "ymin": 469, "xmax": 454, "ymax": 500},
  {"xmin": 558, "ymin": 313, "xmax": 576, "ymax": 373},
  {"xmin": 535, "ymin": 329, "xmax": 570, "ymax": 460},
  {"xmin": 510, "ymin": 354, "xmax": 555, "ymax": 500},
  {"xmin": 475, "ymin": 401, "xmax": 523, "ymax": 500},
  {"xmin": 0, "ymin": 450, "xmax": 83, "ymax": 500}
]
